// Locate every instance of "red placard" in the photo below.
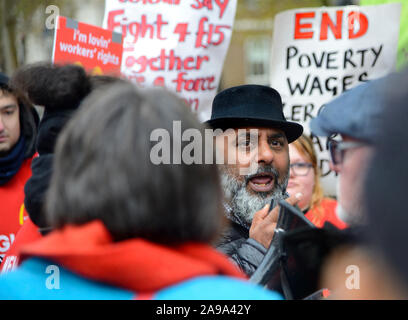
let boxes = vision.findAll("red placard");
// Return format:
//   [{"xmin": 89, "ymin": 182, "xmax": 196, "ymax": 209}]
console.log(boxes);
[{"xmin": 53, "ymin": 16, "xmax": 123, "ymax": 75}]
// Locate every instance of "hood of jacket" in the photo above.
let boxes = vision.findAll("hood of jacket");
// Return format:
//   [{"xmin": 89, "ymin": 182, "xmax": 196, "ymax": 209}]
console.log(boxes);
[{"xmin": 20, "ymin": 220, "xmax": 246, "ymax": 292}]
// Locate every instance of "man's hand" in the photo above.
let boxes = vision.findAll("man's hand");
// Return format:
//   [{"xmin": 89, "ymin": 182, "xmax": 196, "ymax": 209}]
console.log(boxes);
[{"xmin": 249, "ymin": 193, "xmax": 302, "ymax": 249}]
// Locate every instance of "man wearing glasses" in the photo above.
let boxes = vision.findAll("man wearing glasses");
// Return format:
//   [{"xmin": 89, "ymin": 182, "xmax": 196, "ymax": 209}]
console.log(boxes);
[{"xmin": 310, "ymin": 77, "xmax": 388, "ymax": 226}]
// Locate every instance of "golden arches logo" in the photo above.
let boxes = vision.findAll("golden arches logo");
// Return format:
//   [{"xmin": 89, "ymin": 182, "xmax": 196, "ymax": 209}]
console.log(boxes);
[
  {"xmin": 19, "ymin": 204, "xmax": 26, "ymax": 225},
  {"xmin": 73, "ymin": 62, "xmax": 104, "ymax": 76},
  {"xmin": 91, "ymin": 66, "xmax": 103, "ymax": 75}
]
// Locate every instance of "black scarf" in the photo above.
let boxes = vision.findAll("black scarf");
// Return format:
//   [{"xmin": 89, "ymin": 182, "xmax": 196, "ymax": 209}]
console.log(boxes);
[{"xmin": 0, "ymin": 136, "xmax": 26, "ymax": 186}]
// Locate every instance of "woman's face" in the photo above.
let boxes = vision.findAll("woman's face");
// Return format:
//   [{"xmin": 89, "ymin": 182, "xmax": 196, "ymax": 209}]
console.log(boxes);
[{"xmin": 287, "ymin": 144, "xmax": 315, "ymax": 211}]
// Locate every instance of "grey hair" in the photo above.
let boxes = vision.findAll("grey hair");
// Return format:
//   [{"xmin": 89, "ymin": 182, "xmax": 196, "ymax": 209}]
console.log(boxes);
[{"xmin": 46, "ymin": 82, "xmax": 225, "ymax": 244}]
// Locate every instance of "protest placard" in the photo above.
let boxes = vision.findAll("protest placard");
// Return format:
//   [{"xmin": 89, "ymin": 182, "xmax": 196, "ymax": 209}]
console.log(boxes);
[
  {"xmin": 53, "ymin": 16, "xmax": 123, "ymax": 75},
  {"xmin": 361, "ymin": 0, "xmax": 408, "ymax": 70},
  {"xmin": 269, "ymin": 3, "xmax": 401, "ymax": 196},
  {"xmin": 102, "ymin": 0, "xmax": 237, "ymax": 121}
]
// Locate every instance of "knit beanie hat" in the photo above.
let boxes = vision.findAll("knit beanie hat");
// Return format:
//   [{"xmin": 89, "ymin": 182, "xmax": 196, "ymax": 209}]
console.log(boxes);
[{"xmin": 12, "ymin": 64, "xmax": 91, "ymax": 229}]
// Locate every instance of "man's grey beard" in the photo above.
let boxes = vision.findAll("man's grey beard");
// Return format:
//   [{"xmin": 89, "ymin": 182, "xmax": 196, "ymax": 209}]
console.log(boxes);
[{"xmin": 220, "ymin": 166, "xmax": 289, "ymax": 225}]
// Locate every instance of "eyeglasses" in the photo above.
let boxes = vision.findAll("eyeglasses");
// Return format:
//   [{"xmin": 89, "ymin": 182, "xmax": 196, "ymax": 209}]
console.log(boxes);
[
  {"xmin": 327, "ymin": 139, "xmax": 367, "ymax": 166},
  {"xmin": 290, "ymin": 163, "xmax": 313, "ymax": 176}
]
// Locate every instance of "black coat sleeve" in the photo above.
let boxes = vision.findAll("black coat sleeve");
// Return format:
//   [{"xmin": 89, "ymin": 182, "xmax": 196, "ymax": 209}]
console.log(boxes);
[
  {"xmin": 217, "ymin": 238, "xmax": 267, "ymax": 277},
  {"xmin": 215, "ymin": 224, "xmax": 267, "ymax": 277}
]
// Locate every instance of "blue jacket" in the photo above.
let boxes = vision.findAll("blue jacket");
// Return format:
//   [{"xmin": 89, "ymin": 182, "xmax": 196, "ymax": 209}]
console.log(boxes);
[
  {"xmin": 0, "ymin": 258, "xmax": 282, "ymax": 300},
  {"xmin": 0, "ymin": 222, "xmax": 282, "ymax": 300}
]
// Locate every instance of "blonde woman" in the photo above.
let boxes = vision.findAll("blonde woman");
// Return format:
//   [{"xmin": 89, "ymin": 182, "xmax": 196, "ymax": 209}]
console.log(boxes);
[{"xmin": 287, "ymin": 134, "xmax": 346, "ymax": 229}]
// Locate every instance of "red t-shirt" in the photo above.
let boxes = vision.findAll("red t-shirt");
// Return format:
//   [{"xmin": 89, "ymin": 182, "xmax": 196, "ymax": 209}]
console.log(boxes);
[
  {"xmin": 305, "ymin": 198, "xmax": 348, "ymax": 229},
  {"xmin": 0, "ymin": 157, "xmax": 33, "ymax": 264},
  {"xmin": 1, "ymin": 217, "xmax": 42, "ymax": 273}
]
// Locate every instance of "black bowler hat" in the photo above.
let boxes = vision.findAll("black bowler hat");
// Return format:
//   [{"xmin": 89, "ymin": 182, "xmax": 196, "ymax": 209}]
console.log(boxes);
[{"xmin": 206, "ymin": 85, "xmax": 303, "ymax": 143}]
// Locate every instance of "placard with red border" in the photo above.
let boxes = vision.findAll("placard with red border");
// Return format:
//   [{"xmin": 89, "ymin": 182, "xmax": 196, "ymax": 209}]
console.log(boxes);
[{"xmin": 53, "ymin": 16, "xmax": 123, "ymax": 75}]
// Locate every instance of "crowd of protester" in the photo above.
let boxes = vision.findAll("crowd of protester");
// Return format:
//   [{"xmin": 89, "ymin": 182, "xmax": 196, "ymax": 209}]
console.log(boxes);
[{"xmin": 0, "ymin": 59, "xmax": 407, "ymax": 299}]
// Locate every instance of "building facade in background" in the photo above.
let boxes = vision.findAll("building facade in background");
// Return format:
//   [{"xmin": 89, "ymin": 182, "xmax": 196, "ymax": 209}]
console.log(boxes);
[
  {"xmin": 25, "ymin": 0, "xmax": 104, "ymax": 65},
  {"xmin": 15, "ymin": 0, "xmax": 379, "ymax": 88},
  {"xmin": 219, "ymin": 0, "xmax": 327, "ymax": 89}
]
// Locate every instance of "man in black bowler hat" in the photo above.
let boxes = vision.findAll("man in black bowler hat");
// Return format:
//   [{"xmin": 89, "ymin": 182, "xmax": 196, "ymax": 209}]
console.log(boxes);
[{"xmin": 206, "ymin": 84, "xmax": 304, "ymax": 276}]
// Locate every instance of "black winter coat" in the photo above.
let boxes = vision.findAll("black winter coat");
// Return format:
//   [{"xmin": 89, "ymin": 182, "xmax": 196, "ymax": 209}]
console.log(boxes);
[{"xmin": 216, "ymin": 211, "xmax": 267, "ymax": 277}]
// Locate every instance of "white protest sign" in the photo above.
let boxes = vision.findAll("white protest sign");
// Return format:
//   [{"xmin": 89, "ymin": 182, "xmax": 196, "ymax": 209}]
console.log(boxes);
[
  {"xmin": 270, "ymin": 3, "xmax": 401, "ymax": 196},
  {"xmin": 103, "ymin": 0, "xmax": 237, "ymax": 122}
]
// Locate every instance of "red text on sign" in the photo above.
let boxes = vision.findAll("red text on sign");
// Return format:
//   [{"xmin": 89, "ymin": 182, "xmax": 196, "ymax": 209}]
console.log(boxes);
[
  {"xmin": 119, "ymin": 0, "xmax": 180, "ymax": 4},
  {"xmin": 183, "ymin": 98, "xmax": 200, "ymax": 111},
  {"xmin": 107, "ymin": 10, "xmax": 168, "ymax": 43},
  {"xmin": 174, "ymin": 23, "xmax": 191, "ymax": 42},
  {"xmin": 195, "ymin": 17, "xmax": 230, "ymax": 48},
  {"xmin": 191, "ymin": 0, "xmax": 230, "ymax": 19},
  {"xmin": 294, "ymin": 10, "xmax": 368, "ymax": 40},
  {"xmin": 172, "ymin": 72, "xmax": 216, "ymax": 92},
  {"xmin": 125, "ymin": 49, "xmax": 209, "ymax": 73}
]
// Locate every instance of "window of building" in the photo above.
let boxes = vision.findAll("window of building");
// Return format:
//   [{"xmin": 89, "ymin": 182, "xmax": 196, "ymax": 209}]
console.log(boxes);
[{"xmin": 244, "ymin": 36, "xmax": 271, "ymax": 85}]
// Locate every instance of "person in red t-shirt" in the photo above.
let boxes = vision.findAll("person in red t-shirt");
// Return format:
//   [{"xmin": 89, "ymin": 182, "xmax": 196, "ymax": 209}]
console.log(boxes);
[
  {"xmin": 0, "ymin": 73, "xmax": 37, "ymax": 265},
  {"xmin": 1, "ymin": 65, "xmax": 127, "ymax": 272},
  {"xmin": 287, "ymin": 134, "xmax": 347, "ymax": 229},
  {"xmin": 1, "ymin": 217, "xmax": 41, "ymax": 273}
]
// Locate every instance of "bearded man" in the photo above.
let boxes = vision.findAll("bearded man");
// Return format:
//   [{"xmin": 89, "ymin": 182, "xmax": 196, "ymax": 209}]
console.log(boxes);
[{"xmin": 206, "ymin": 85, "xmax": 304, "ymax": 276}]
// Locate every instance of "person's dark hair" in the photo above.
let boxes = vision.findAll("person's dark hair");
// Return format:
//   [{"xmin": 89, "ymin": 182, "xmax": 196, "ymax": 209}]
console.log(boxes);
[
  {"xmin": 45, "ymin": 83, "xmax": 224, "ymax": 244},
  {"xmin": 1, "ymin": 75, "xmax": 37, "ymax": 158},
  {"xmin": 10, "ymin": 63, "xmax": 91, "ymax": 111},
  {"xmin": 363, "ymin": 68, "xmax": 408, "ymax": 291}
]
